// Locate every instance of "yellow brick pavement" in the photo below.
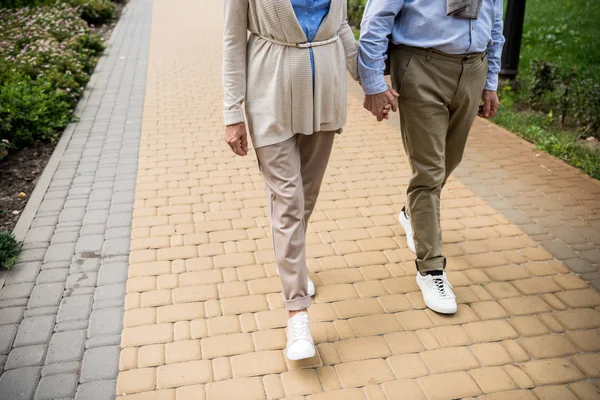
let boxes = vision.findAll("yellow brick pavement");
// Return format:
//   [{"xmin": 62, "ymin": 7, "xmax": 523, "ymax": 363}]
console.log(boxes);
[{"xmin": 116, "ymin": 1, "xmax": 600, "ymax": 399}]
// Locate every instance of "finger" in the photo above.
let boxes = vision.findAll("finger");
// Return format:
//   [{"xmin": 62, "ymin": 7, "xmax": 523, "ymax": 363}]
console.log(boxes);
[
  {"xmin": 483, "ymin": 98, "xmax": 492, "ymax": 118},
  {"xmin": 390, "ymin": 98, "xmax": 398, "ymax": 112},
  {"xmin": 387, "ymin": 85, "xmax": 399, "ymax": 97}
]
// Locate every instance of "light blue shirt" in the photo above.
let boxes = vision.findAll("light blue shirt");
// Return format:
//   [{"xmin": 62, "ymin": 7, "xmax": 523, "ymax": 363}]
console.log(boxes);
[
  {"xmin": 291, "ymin": 0, "xmax": 331, "ymax": 81},
  {"xmin": 358, "ymin": 0, "xmax": 505, "ymax": 95}
]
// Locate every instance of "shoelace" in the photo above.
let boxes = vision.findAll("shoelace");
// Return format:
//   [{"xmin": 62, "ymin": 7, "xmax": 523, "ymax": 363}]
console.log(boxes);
[
  {"xmin": 432, "ymin": 275, "xmax": 454, "ymax": 299},
  {"xmin": 291, "ymin": 314, "xmax": 310, "ymax": 341}
]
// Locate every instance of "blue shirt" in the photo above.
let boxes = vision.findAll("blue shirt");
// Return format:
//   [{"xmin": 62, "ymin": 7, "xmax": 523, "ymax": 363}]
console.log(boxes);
[
  {"xmin": 358, "ymin": 0, "xmax": 505, "ymax": 95},
  {"xmin": 291, "ymin": 0, "xmax": 331, "ymax": 81}
]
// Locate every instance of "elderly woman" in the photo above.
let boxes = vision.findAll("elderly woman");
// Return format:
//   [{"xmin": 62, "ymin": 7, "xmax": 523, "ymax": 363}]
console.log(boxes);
[{"xmin": 222, "ymin": 0, "xmax": 361, "ymax": 360}]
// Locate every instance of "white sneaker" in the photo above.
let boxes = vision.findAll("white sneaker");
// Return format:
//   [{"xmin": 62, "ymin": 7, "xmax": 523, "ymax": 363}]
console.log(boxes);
[
  {"xmin": 399, "ymin": 207, "xmax": 416, "ymax": 253},
  {"xmin": 285, "ymin": 312, "xmax": 315, "ymax": 360},
  {"xmin": 416, "ymin": 271, "xmax": 457, "ymax": 314},
  {"xmin": 277, "ymin": 268, "xmax": 315, "ymax": 297}
]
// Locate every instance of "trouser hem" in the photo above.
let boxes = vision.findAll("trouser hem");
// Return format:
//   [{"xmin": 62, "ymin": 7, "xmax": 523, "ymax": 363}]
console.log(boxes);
[
  {"xmin": 416, "ymin": 256, "xmax": 446, "ymax": 273},
  {"xmin": 285, "ymin": 295, "xmax": 312, "ymax": 311}
]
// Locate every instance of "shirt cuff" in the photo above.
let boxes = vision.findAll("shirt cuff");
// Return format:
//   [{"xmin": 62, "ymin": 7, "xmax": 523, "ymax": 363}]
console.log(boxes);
[
  {"xmin": 485, "ymin": 72, "xmax": 499, "ymax": 91},
  {"xmin": 223, "ymin": 109, "xmax": 245, "ymax": 126},
  {"xmin": 359, "ymin": 73, "xmax": 389, "ymax": 95}
]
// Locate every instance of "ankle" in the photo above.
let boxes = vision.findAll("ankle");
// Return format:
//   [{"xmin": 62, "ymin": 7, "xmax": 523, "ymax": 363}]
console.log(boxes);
[{"xmin": 289, "ymin": 309, "xmax": 307, "ymax": 319}]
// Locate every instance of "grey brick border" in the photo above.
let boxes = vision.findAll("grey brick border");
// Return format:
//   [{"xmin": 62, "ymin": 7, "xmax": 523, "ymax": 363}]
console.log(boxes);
[{"xmin": 0, "ymin": 0, "xmax": 153, "ymax": 399}]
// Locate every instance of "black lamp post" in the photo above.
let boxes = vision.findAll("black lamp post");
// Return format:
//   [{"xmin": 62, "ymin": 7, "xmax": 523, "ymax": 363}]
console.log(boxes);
[{"xmin": 499, "ymin": 0, "xmax": 527, "ymax": 82}]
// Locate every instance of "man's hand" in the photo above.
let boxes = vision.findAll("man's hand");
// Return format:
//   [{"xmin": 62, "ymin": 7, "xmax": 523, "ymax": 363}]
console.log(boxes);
[
  {"xmin": 478, "ymin": 90, "xmax": 499, "ymax": 119},
  {"xmin": 364, "ymin": 85, "xmax": 399, "ymax": 122},
  {"xmin": 225, "ymin": 122, "xmax": 248, "ymax": 156}
]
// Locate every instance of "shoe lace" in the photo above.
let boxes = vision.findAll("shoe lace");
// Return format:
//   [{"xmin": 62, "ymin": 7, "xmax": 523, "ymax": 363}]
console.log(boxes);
[
  {"xmin": 432, "ymin": 275, "xmax": 454, "ymax": 299},
  {"xmin": 291, "ymin": 314, "xmax": 310, "ymax": 340}
]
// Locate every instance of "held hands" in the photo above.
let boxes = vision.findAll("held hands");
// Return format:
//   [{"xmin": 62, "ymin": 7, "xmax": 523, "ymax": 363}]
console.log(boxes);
[
  {"xmin": 478, "ymin": 90, "xmax": 499, "ymax": 119},
  {"xmin": 363, "ymin": 85, "xmax": 399, "ymax": 122},
  {"xmin": 225, "ymin": 122, "xmax": 249, "ymax": 156}
]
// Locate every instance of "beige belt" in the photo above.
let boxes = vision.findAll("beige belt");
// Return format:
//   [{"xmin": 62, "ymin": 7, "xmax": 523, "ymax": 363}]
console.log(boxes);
[{"xmin": 255, "ymin": 33, "xmax": 339, "ymax": 49}]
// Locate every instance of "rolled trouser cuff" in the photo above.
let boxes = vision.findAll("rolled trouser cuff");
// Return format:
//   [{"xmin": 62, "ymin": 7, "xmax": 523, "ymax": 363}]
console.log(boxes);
[
  {"xmin": 416, "ymin": 256, "xmax": 446, "ymax": 273},
  {"xmin": 285, "ymin": 294, "xmax": 312, "ymax": 311}
]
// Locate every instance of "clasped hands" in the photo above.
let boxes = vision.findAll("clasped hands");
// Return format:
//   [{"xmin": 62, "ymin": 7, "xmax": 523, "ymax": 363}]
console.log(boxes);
[{"xmin": 363, "ymin": 85, "xmax": 399, "ymax": 122}]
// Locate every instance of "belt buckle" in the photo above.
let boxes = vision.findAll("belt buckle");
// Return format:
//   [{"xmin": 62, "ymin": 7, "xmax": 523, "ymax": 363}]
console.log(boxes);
[{"xmin": 296, "ymin": 42, "xmax": 311, "ymax": 49}]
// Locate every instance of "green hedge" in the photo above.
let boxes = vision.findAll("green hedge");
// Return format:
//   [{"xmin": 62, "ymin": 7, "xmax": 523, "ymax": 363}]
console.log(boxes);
[{"xmin": 0, "ymin": 1, "xmax": 110, "ymax": 158}]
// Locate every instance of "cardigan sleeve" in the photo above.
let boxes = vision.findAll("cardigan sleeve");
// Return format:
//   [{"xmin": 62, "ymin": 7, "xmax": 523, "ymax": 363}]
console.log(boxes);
[
  {"xmin": 222, "ymin": 0, "xmax": 248, "ymax": 126},
  {"xmin": 339, "ymin": 3, "xmax": 359, "ymax": 81}
]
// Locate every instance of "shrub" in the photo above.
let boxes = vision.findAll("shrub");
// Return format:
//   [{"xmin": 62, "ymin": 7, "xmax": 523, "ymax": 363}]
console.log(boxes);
[
  {"xmin": 72, "ymin": 0, "xmax": 115, "ymax": 25},
  {"xmin": 347, "ymin": 0, "xmax": 367, "ymax": 29},
  {"xmin": 0, "ymin": 4, "xmax": 105, "ymax": 151},
  {"xmin": 0, "ymin": 74, "xmax": 71, "ymax": 147},
  {"xmin": 0, "ymin": 232, "xmax": 21, "ymax": 270}
]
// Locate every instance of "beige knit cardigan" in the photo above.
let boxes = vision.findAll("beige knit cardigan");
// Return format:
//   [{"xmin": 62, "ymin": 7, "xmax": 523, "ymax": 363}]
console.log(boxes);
[{"xmin": 223, "ymin": 0, "xmax": 359, "ymax": 148}]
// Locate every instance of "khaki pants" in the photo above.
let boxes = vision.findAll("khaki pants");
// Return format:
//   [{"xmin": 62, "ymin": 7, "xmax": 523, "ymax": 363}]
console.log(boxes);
[
  {"xmin": 255, "ymin": 132, "xmax": 336, "ymax": 310},
  {"xmin": 390, "ymin": 45, "xmax": 488, "ymax": 273}
]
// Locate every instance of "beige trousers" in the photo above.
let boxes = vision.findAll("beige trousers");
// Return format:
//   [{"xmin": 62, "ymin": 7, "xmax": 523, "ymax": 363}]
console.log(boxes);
[
  {"xmin": 390, "ymin": 45, "xmax": 488, "ymax": 273},
  {"xmin": 255, "ymin": 132, "xmax": 336, "ymax": 311}
]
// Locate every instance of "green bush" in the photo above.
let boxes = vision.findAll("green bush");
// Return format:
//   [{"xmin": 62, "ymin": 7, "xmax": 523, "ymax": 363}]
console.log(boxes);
[
  {"xmin": 0, "ymin": 74, "xmax": 71, "ymax": 147},
  {"xmin": 0, "ymin": 4, "xmax": 105, "ymax": 152},
  {"xmin": 0, "ymin": 232, "xmax": 21, "ymax": 270},
  {"xmin": 72, "ymin": 0, "xmax": 115, "ymax": 25},
  {"xmin": 347, "ymin": 0, "xmax": 367, "ymax": 30}
]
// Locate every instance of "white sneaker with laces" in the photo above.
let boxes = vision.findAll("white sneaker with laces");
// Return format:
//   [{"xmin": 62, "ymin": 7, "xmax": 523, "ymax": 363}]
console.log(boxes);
[
  {"xmin": 416, "ymin": 271, "xmax": 457, "ymax": 314},
  {"xmin": 277, "ymin": 268, "xmax": 315, "ymax": 297},
  {"xmin": 285, "ymin": 312, "xmax": 315, "ymax": 360},
  {"xmin": 399, "ymin": 207, "xmax": 416, "ymax": 254}
]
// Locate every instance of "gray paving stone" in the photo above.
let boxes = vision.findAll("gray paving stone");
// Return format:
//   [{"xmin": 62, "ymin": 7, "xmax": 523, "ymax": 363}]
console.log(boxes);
[
  {"xmin": 75, "ymin": 235, "xmax": 104, "ymax": 254},
  {"xmin": 5, "ymin": 262, "xmax": 42, "ymax": 285},
  {"xmin": 94, "ymin": 284, "xmax": 125, "ymax": 302},
  {"xmin": 58, "ymin": 208, "xmax": 86, "ymax": 224},
  {"xmin": 564, "ymin": 258, "xmax": 597, "ymax": 274},
  {"xmin": 580, "ymin": 249, "xmax": 600, "ymax": 264},
  {"xmin": 499, "ymin": 209, "xmax": 532, "ymax": 225},
  {"xmin": 18, "ymin": 248, "xmax": 47, "ymax": 262},
  {"xmin": 44, "ymin": 243, "xmax": 76, "ymax": 263},
  {"xmin": 93, "ymin": 298, "xmax": 124, "ymax": 310},
  {"xmin": 57, "ymin": 295, "xmax": 93, "ymax": 323},
  {"xmin": 31, "ymin": 216, "xmax": 59, "ymax": 228},
  {"xmin": 0, "ymin": 307, "xmax": 25, "ymax": 325},
  {"xmin": 105, "ymin": 227, "xmax": 130, "ymax": 239},
  {"xmin": 80, "ymin": 346, "xmax": 120, "ymax": 383},
  {"xmin": 97, "ymin": 262, "xmax": 128, "ymax": 286},
  {"xmin": 541, "ymin": 240, "xmax": 579, "ymax": 260},
  {"xmin": 87, "ymin": 200, "xmax": 111, "ymax": 211},
  {"xmin": 64, "ymin": 287, "xmax": 96, "ymax": 297},
  {"xmin": 24, "ymin": 307, "xmax": 59, "ymax": 318},
  {"xmin": 0, "ymin": 324, "xmax": 19, "ymax": 354},
  {"xmin": 35, "ymin": 373, "xmax": 78, "ymax": 400},
  {"xmin": 37, "ymin": 268, "xmax": 69, "ymax": 284},
  {"xmin": 41, "ymin": 361, "xmax": 81, "ymax": 377},
  {"xmin": 50, "ymin": 231, "xmax": 80, "ymax": 245},
  {"xmin": 66, "ymin": 272, "xmax": 98, "ymax": 289},
  {"xmin": 28, "ymin": 283, "xmax": 65, "ymax": 308},
  {"xmin": 88, "ymin": 308, "xmax": 123, "ymax": 338},
  {"xmin": 80, "ymin": 224, "xmax": 107, "ymax": 236},
  {"xmin": 5, "ymin": 345, "xmax": 47, "ymax": 370},
  {"xmin": 41, "ymin": 261, "xmax": 71, "ymax": 270},
  {"xmin": 0, "ymin": 355, "xmax": 6, "ymax": 370},
  {"xmin": 0, "ymin": 298, "xmax": 29, "ymax": 308},
  {"xmin": 70, "ymin": 257, "xmax": 100, "ymax": 274},
  {"xmin": 548, "ymin": 226, "xmax": 587, "ymax": 245},
  {"xmin": 63, "ymin": 199, "xmax": 88, "ymax": 209},
  {"xmin": 107, "ymin": 212, "xmax": 132, "ymax": 228},
  {"xmin": 589, "ymin": 280, "xmax": 600, "ymax": 292},
  {"xmin": 54, "ymin": 320, "xmax": 89, "ymax": 333},
  {"xmin": 13, "ymin": 315, "xmax": 55, "ymax": 347},
  {"xmin": 45, "ymin": 189, "xmax": 69, "ymax": 200},
  {"xmin": 0, "ymin": 283, "xmax": 35, "ymax": 300},
  {"xmin": 82, "ymin": 209, "xmax": 109, "ymax": 225},
  {"xmin": 38, "ymin": 199, "xmax": 65, "ymax": 214},
  {"xmin": 24, "ymin": 227, "xmax": 55, "ymax": 245},
  {"xmin": 0, "ymin": 367, "xmax": 41, "ymax": 400},
  {"xmin": 86, "ymin": 335, "xmax": 121, "ymax": 349},
  {"xmin": 109, "ymin": 203, "xmax": 132, "ymax": 214},
  {"xmin": 46, "ymin": 330, "xmax": 86, "ymax": 364},
  {"xmin": 75, "ymin": 380, "xmax": 116, "ymax": 400},
  {"xmin": 102, "ymin": 238, "xmax": 130, "ymax": 257},
  {"xmin": 89, "ymin": 189, "xmax": 113, "ymax": 203}
]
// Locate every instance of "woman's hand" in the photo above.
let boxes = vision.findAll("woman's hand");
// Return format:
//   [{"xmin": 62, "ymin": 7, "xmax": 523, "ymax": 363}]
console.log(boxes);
[{"xmin": 225, "ymin": 122, "xmax": 249, "ymax": 156}]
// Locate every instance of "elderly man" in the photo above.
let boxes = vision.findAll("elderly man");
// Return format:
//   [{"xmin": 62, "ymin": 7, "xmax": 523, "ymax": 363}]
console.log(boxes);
[{"xmin": 359, "ymin": 0, "xmax": 504, "ymax": 314}]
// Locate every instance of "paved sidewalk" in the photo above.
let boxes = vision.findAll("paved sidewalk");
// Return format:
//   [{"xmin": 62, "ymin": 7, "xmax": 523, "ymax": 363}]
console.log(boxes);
[
  {"xmin": 2, "ymin": 0, "xmax": 600, "ymax": 399},
  {"xmin": 0, "ymin": 0, "xmax": 151, "ymax": 398}
]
